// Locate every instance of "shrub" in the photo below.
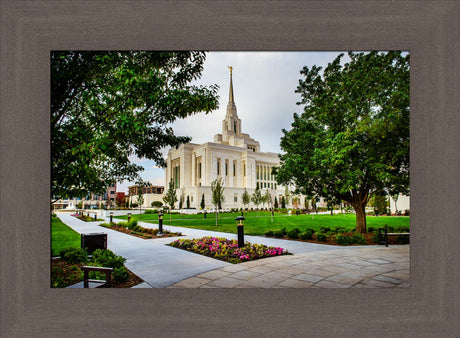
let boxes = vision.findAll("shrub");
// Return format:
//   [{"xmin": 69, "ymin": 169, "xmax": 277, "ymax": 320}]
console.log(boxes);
[
  {"xmin": 305, "ymin": 228, "xmax": 316, "ymax": 234},
  {"xmin": 59, "ymin": 247, "xmax": 88, "ymax": 264},
  {"xmin": 92, "ymin": 249, "xmax": 126, "ymax": 269},
  {"xmin": 367, "ymin": 226, "xmax": 375, "ymax": 233},
  {"xmin": 403, "ymin": 209, "xmax": 410, "ymax": 216},
  {"xmin": 273, "ymin": 230, "xmax": 285, "ymax": 238},
  {"xmin": 117, "ymin": 221, "xmax": 128, "ymax": 228},
  {"xmin": 319, "ymin": 226, "xmax": 332, "ymax": 233},
  {"xmin": 334, "ymin": 226, "xmax": 347, "ymax": 234},
  {"xmin": 152, "ymin": 201, "xmax": 163, "ymax": 208},
  {"xmin": 264, "ymin": 230, "xmax": 274, "ymax": 237},
  {"xmin": 144, "ymin": 209, "xmax": 159, "ymax": 214},
  {"xmin": 335, "ymin": 234, "xmax": 352, "ymax": 245},
  {"xmin": 300, "ymin": 231, "xmax": 313, "ymax": 240},
  {"xmin": 287, "ymin": 228, "xmax": 301, "ymax": 239},
  {"xmin": 112, "ymin": 266, "xmax": 130, "ymax": 283},
  {"xmin": 351, "ymin": 233, "xmax": 366, "ymax": 245},
  {"xmin": 316, "ymin": 233, "xmax": 327, "ymax": 241},
  {"xmin": 372, "ymin": 231, "xmax": 380, "ymax": 244},
  {"xmin": 398, "ymin": 235, "xmax": 410, "ymax": 244},
  {"xmin": 397, "ymin": 226, "xmax": 410, "ymax": 233}
]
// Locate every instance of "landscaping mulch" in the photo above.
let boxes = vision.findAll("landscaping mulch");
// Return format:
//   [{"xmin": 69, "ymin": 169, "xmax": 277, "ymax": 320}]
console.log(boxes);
[
  {"xmin": 51, "ymin": 258, "xmax": 143, "ymax": 288},
  {"xmin": 99, "ymin": 223, "xmax": 182, "ymax": 239}
]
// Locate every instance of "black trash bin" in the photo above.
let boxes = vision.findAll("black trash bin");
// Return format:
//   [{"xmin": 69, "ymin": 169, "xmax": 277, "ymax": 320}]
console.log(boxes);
[{"xmin": 81, "ymin": 233, "xmax": 107, "ymax": 254}]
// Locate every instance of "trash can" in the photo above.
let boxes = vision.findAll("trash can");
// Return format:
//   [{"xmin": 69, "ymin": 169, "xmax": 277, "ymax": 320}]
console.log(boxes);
[{"xmin": 81, "ymin": 233, "xmax": 107, "ymax": 254}]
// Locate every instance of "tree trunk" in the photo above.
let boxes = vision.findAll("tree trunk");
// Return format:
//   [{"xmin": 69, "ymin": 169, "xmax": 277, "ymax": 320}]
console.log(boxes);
[{"xmin": 353, "ymin": 202, "xmax": 367, "ymax": 233}]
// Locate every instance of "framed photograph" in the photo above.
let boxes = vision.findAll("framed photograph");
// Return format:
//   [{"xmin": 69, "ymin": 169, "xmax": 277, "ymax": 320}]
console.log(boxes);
[{"xmin": 1, "ymin": 0, "xmax": 458, "ymax": 336}]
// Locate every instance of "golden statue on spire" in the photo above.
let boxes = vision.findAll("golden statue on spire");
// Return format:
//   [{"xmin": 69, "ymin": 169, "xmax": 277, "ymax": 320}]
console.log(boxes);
[{"xmin": 227, "ymin": 65, "xmax": 233, "ymax": 75}]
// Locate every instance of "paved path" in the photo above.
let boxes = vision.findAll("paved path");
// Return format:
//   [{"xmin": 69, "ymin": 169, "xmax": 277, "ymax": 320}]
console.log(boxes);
[{"xmin": 57, "ymin": 213, "xmax": 409, "ymax": 288}]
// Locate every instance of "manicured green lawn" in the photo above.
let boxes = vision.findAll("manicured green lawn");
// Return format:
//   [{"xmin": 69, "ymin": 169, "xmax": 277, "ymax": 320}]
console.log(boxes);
[
  {"xmin": 51, "ymin": 216, "xmax": 81, "ymax": 257},
  {"xmin": 115, "ymin": 212, "xmax": 409, "ymax": 236}
]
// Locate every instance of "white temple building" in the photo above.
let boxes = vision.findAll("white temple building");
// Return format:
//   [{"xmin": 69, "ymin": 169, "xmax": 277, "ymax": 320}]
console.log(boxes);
[{"xmin": 165, "ymin": 67, "xmax": 287, "ymax": 210}]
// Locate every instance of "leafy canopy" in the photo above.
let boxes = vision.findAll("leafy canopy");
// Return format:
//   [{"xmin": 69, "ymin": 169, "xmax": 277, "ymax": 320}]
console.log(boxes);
[
  {"xmin": 52, "ymin": 51, "xmax": 219, "ymax": 198},
  {"xmin": 274, "ymin": 51, "xmax": 409, "ymax": 232}
]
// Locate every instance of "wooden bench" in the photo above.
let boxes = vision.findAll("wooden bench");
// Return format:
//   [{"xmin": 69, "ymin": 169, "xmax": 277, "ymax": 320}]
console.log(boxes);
[
  {"xmin": 378, "ymin": 228, "xmax": 410, "ymax": 247},
  {"xmin": 66, "ymin": 266, "xmax": 113, "ymax": 288}
]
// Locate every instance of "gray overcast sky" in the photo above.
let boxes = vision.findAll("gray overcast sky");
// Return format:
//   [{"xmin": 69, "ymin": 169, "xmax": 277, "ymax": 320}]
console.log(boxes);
[{"xmin": 118, "ymin": 51, "xmax": 344, "ymax": 193}]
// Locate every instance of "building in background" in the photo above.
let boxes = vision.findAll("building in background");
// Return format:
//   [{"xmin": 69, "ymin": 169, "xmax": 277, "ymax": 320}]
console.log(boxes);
[
  {"xmin": 128, "ymin": 185, "xmax": 165, "ymax": 208},
  {"xmin": 165, "ymin": 67, "xmax": 292, "ymax": 210}
]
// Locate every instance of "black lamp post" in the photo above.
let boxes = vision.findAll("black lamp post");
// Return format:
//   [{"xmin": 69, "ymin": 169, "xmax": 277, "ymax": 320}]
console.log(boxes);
[
  {"xmin": 204, "ymin": 210, "xmax": 207, "ymax": 218},
  {"xmin": 110, "ymin": 212, "xmax": 113, "ymax": 223},
  {"xmin": 158, "ymin": 213, "xmax": 164, "ymax": 236},
  {"xmin": 235, "ymin": 216, "xmax": 245, "ymax": 248},
  {"xmin": 127, "ymin": 213, "xmax": 131, "ymax": 223}
]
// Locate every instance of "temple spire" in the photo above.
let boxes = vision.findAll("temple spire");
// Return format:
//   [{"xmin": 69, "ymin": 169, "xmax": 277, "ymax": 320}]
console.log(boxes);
[{"xmin": 227, "ymin": 65, "xmax": 234, "ymax": 106}]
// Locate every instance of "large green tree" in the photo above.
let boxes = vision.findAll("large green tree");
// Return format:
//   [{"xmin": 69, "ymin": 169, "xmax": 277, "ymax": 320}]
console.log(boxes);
[
  {"xmin": 52, "ymin": 51, "xmax": 219, "ymax": 198},
  {"xmin": 274, "ymin": 51, "xmax": 409, "ymax": 233}
]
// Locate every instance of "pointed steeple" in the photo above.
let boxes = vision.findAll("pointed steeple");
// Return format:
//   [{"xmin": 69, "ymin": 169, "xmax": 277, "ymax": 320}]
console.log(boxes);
[{"xmin": 226, "ymin": 66, "xmax": 237, "ymax": 118}]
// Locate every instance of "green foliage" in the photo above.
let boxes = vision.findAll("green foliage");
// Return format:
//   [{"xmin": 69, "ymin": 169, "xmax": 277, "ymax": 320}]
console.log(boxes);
[
  {"xmin": 274, "ymin": 196, "xmax": 279, "ymax": 208},
  {"xmin": 335, "ymin": 233, "xmax": 366, "ymax": 245},
  {"xmin": 281, "ymin": 196, "xmax": 286, "ymax": 209},
  {"xmin": 113, "ymin": 266, "xmax": 130, "ymax": 283},
  {"xmin": 397, "ymin": 235, "xmax": 410, "ymax": 244},
  {"xmin": 274, "ymin": 52, "xmax": 409, "ymax": 233},
  {"xmin": 264, "ymin": 230, "xmax": 274, "ymax": 237},
  {"xmin": 319, "ymin": 226, "xmax": 332, "ymax": 233},
  {"xmin": 59, "ymin": 247, "xmax": 88, "ymax": 264},
  {"xmin": 92, "ymin": 249, "xmax": 126, "ymax": 269},
  {"xmin": 51, "ymin": 51, "xmax": 219, "ymax": 198},
  {"xmin": 241, "ymin": 189, "xmax": 251, "ymax": 209},
  {"xmin": 186, "ymin": 195, "xmax": 190, "ymax": 208},
  {"xmin": 351, "ymin": 233, "xmax": 366, "ymax": 244},
  {"xmin": 300, "ymin": 230, "xmax": 314, "ymax": 240},
  {"xmin": 316, "ymin": 233, "xmax": 327, "ymax": 242},
  {"xmin": 163, "ymin": 179, "xmax": 178, "ymax": 210},
  {"xmin": 152, "ymin": 201, "xmax": 163, "ymax": 208},
  {"xmin": 371, "ymin": 190, "xmax": 389, "ymax": 215},
  {"xmin": 287, "ymin": 228, "xmax": 301, "ymax": 239},
  {"xmin": 334, "ymin": 233, "xmax": 353, "ymax": 245},
  {"xmin": 200, "ymin": 193, "xmax": 205, "ymax": 210},
  {"xmin": 144, "ymin": 209, "xmax": 159, "ymax": 214},
  {"xmin": 211, "ymin": 178, "xmax": 225, "ymax": 211},
  {"xmin": 251, "ymin": 185, "xmax": 263, "ymax": 210}
]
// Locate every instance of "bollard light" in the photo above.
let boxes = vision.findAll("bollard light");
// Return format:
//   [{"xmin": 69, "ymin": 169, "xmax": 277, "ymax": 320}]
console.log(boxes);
[
  {"xmin": 127, "ymin": 213, "xmax": 131, "ymax": 223},
  {"xmin": 158, "ymin": 213, "xmax": 164, "ymax": 236},
  {"xmin": 110, "ymin": 212, "xmax": 113, "ymax": 223},
  {"xmin": 235, "ymin": 216, "xmax": 245, "ymax": 248}
]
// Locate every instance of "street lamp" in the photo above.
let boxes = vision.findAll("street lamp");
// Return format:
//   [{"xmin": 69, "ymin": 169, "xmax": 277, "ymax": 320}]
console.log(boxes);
[
  {"xmin": 110, "ymin": 211, "xmax": 113, "ymax": 223},
  {"xmin": 235, "ymin": 216, "xmax": 245, "ymax": 248},
  {"xmin": 158, "ymin": 213, "xmax": 164, "ymax": 236},
  {"xmin": 127, "ymin": 213, "xmax": 131, "ymax": 223}
]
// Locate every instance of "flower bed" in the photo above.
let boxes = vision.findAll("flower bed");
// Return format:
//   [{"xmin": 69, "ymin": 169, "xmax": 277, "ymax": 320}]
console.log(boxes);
[
  {"xmin": 168, "ymin": 237, "xmax": 290, "ymax": 264},
  {"xmin": 71, "ymin": 213, "xmax": 104, "ymax": 222},
  {"xmin": 99, "ymin": 222, "xmax": 182, "ymax": 239}
]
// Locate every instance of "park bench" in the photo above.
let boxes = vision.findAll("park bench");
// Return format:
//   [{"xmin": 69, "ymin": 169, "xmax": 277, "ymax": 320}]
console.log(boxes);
[
  {"xmin": 378, "ymin": 228, "xmax": 410, "ymax": 247},
  {"xmin": 66, "ymin": 266, "xmax": 113, "ymax": 288}
]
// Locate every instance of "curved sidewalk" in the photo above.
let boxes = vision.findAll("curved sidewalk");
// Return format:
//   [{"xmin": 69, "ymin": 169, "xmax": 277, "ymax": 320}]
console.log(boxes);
[{"xmin": 57, "ymin": 213, "xmax": 409, "ymax": 288}]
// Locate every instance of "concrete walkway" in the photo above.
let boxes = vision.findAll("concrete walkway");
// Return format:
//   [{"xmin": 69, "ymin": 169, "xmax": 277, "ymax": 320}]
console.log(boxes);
[{"xmin": 56, "ymin": 213, "xmax": 409, "ymax": 288}]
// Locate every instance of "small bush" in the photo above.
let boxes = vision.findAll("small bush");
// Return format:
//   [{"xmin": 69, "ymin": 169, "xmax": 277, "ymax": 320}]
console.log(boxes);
[
  {"xmin": 273, "ymin": 230, "xmax": 285, "ymax": 238},
  {"xmin": 397, "ymin": 226, "xmax": 410, "ymax": 233},
  {"xmin": 287, "ymin": 228, "xmax": 300, "ymax": 239},
  {"xmin": 403, "ymin": 209, "xmax": 410, "ymax": 216},
  {"xmin": 372, "ymin": 231, "xmax": 380, "ymax": 244},
  {"xmin": 305, "ymin": 228, "xmax": 316, "ymax": 234},
  {"xmin": 300, "ymin": 231, "xmax": 313, "ymax": 240},
  {"xmin": 117, "ymin": 221, "xmax": 128, "ymax": 228},
  {"xmin": 367, "ymin": 226, "xmax": 375, "ymax": 233},
  {"xmin": 398, "ymin": 235, "xmax": 410, "ymax": 244},
  {"xmin": 144, "ymin": 209, "xmax": 159, "ymax": 214},
  {"xmin": 334, "ymin": 226, "xmax": 347, "ymax": 234},
  {"xmin": 92, "ymin": 249, "xmax": 126, "ymax": 269},
  {"xmin": 335, "ymin": 234, "xmax": 352, "ymax": 245},
  {"xmin": 113, "ymin": 266, "xmax": 130, "ymax": 283},
  {"xmin": 59, "ymin": 247, "xmax": 88, "ymax": 264},
  {"xmin": 316, "ymin": 233, "xmax": 327, "ymax": 242},
  {"xmin": 319, "ymin": 226, "xmax": 331, "ymax": 233},
  {"xmin": 265, "ymin": 230, "xmax": 274, "ymax": 237},
  {"xmin": 351, "ymin": 233, "xmax": 366, "ymax": 245}
]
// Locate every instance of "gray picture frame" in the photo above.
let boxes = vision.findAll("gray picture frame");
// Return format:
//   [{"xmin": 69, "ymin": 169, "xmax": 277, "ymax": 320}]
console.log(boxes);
[{"xmin": 1, "ymin": 0, "xmax": 459, "ymax": 336}]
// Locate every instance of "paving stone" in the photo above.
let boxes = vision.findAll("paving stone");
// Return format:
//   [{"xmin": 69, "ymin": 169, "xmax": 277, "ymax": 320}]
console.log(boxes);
[
  {"xmin": 367, "ymin": 259, "xmax": 392, "ymax": 264},
  {"xmin": 172, "ymin": 277, "xmax": 210, "ymax": 288},
  {"xmin": 206, "ymin": 277, "xmax": 242, "ymax": 288},
  {"xmin": 325, "ymin": 274, "xmax": 363, "ymax": 285},
  {"xmin": 312, "ymin": 280, "xmax": 350, "ymax": 288},
  {"xmin": 292, "ymin": 273, "xmax": 324, "ymax": 283},
  {"xmin": 196, "ymin": 270, "xmax": 231, "ymax": 280},
  {"xmin": 229, "ymin": 270, "xmax": 261, "ymax": 281},
  {"xmin": 246, "ymin": 265, "xmax": 276, "ymax": 274},
  {"xmin": 372, "ymin": 275, "xmax": 404, "ymax": 285},
  {"xmin": 221, "ymin": 264, "xmax": 249, "ymax": 273},
  {"xmin": 360, "ymin": 279, "xmax": 397, "ymax": 288},
  {"xmin": 276, "ymin": 279, "xmax": 315, "ymax": 288}
]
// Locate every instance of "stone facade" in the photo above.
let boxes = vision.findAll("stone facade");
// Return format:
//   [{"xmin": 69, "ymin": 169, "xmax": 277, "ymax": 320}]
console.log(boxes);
[{"xmin": 165, "ymin": 68, "xmax": 288, "ymax": 210}]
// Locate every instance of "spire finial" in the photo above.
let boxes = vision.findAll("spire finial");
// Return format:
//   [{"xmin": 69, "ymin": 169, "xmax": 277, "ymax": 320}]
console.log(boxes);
[{"xmin": 227, "ymin": 65, "xmax": 233, "ymax": 76}]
